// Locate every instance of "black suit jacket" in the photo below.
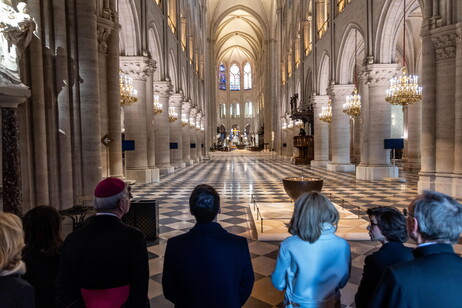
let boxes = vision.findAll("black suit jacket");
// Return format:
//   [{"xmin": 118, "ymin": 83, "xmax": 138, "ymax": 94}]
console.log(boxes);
[
  {"xmin": 162, "ymin": 222, "xmax": 254, "ymax": 308},
  {"xmin": 355, "ymin": 241, "xmax": 413, "ymax": 308},
  {"xmin": 55, "ymin": 215, "xmax": 149, "ymax": 308},
  {"xmin": 370, "ymin": 243, "xmax": 462, "ymax": 308},
  {"xmin": 0, "ymin": 274, "xmax": 35, "ymax": 308}
]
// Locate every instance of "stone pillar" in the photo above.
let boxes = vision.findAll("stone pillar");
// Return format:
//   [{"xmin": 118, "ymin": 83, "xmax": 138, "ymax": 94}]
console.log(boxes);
[
  {"xmin": 181, "ymin": 101, "xmax": 193, "ymax": 165},
  {"xmin": 196, "ymin": 112, "xmax": 203, "ymax": 161},
  {"xmin": 418, "ymin": 33, "xmax": 438, "ymax": 192},
  {"xmin": 402, "ymin": 102, "xmax": 421, "ymax": 172},
  {"xmin": 100, "ymin": 9, "xmax": 124, "ymax": 179},
  {"xmin": 189, "ymin": 107, "xmax": 198, "ymax": 162},
  {"xmin": 169, "ymin": 93, "xmax": 185, "ymax": 168},
  {"xmin": 326, "ymin": 85, "xmax": 355, "ymax": 172},
  {"xmin": 432, "ymin": 31, "xmax": 458, "ymax": 195},
  {"xmin": 146, "ymin": 72, "xmax": 160, "ymax": 182},
  {"xmin": 154, "ymin": 81, "xmax": 174, "ymax": 174},
  {"xmin": 454, "ymin": 28, "xmax": 462, "ymax": 198},
  {"xmin": 311, "ymin": 95, "xmax": 330, "ymax": 167},
  {"xmin": 356, "ymin": 64, "xmax": 399, "ymax": 180},
  {"xmin": 0, "ymin": 87, "xmax": 30, "ymax": 215},
  {"xmin": 120, "ymin": 57, "xmax": 155, "ymax": 183}
]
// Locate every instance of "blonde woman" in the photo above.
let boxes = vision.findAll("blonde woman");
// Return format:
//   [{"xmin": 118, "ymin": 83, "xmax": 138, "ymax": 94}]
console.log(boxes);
[
  {"xmin": 272, "ymin": 192, "xmax": 350, "ymax": 308},
  {"xmin": 0, "ymin": 212, "xmax": 35, "ymax": 307}
]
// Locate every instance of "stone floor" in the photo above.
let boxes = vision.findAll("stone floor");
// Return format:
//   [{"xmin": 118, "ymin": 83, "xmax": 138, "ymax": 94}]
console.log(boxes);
[{"xmin": 124, "ymin": 150, "xmax": 462, "ymax": 308}]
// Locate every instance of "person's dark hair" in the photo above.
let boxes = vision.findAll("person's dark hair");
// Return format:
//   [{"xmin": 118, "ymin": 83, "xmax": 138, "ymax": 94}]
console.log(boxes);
[
  {"xmin": 189, "ymin": 184, "xmax": 220, "ymax": 223},
  {"xmin": 23, "ymin": 206, "xmax": 63, "ymax": 256},
  {"xmin": 366, "ymin": 206, "xmax": 408, "ymax": 243}
]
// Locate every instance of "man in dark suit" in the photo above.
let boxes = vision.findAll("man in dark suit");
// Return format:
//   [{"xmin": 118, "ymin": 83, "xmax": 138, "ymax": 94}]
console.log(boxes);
[
  {"xmin": 355, "ymin": 207, "xmax": 413, "ymax": 308},
  {"xmin": 370, "ymin": 190, "xmax": 462, "ymax": 308},
  {"xmin": 162, "ymin": 184, "xmax": 254, "ymax": 308},
  {"xmin": 56, "ymin": 178, "xmax": 149, "ymax": 308}
]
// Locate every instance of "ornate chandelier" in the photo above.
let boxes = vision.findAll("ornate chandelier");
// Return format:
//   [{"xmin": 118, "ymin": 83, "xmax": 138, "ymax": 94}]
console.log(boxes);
[
  {"xmin": 343, "ymin": 87, "xmax": 361, "ymax": 118},
  {"xmin": 319, "ymin": 98, "xmax": 332, "ymax": 124},
  {"xmin": 119, "ymin": 71, "xmax": 138, "ymax": 107},
  {"xmin": 281, "ymin": 118, "xmax": 287, "ymax": 130},
  {"xmin": 385, "ymin": 67, "xmax": 422, "ymax": 106},
  {"xmin": 168, "ymin": 106, "xmax": 178, "ymax": 122},
  {"xmin": 343, "ymin": 30, "xmax": 361, "ymax": 118},
  {"xmin": 181, "ymin": 112, "xmax": 189, "ymax": 126},
  {"xmin": 153, "ymin": 95, "xmax": 162, "ymax": 115},
  {"xmin": 294, "ymin": 119, "xmax": 304, "ymax": 128},
  {"xmin": 385, "ymin": 0, "xmax": 422, "ymax": 107}
]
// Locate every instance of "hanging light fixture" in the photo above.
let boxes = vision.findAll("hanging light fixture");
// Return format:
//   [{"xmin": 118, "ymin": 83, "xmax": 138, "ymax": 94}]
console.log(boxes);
[
  {"xmin": 282, "ymin": 118, "xmax": 287, "ymax": 130},
  {"xmin": 319, "ymin": 98, "xmax": 332, "ymax": 124},
  {"xmin": 385, "ymin": 0, "xmax": 422, "ymax": 107},
  {"xmin": 119, "ymin": 70, "xmax": 138, "ymax": 107},
  {"xmin": 153, "ymin": 94, "xmax": 163, "ymax": 115},
  {"xmin": 181, "ymin": 112, "xmax": 189, "ymax": 126},
  {"xmin": 168, "ymin": 106, "xmax": 178, "ymax": 122},
  {"xmin": 343, "ymin": 30, "xmax": 361, "ymax": 118}
]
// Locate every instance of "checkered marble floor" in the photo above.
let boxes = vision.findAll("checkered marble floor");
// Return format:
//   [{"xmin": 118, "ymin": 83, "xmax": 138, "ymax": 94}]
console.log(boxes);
[{"xmin": 131, "ymin": 151, "xmax": 462, "ymax": 308}]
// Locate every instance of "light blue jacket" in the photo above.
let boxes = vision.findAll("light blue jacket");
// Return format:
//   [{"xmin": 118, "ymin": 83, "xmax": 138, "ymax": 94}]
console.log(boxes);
[{"xmin": 271, "ymin": 224, "xmax": 351, "ymax": 308}]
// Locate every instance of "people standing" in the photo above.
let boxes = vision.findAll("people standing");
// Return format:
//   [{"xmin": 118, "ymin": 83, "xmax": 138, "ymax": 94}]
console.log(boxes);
[
  {"xmin": 355, "ymin": 206, "xmax": 413, "ymax": 308},
  {"xmin": 162, "ymin": 184, "xmax": 254, "ymax": 308},
  {"xmin": 271, "ymin": 192, "xmax": 350, "ymax": 308},
  {"xmin": 55, "ymin": 177, "xmax": 149, "ymax": 308},
  {"xmin": 370, "ymin": 190, "xmax": 462, "ymax": 307},
  {"xmin": 0, "ymin": 212, "xmax": 35, "ymax": 307}
]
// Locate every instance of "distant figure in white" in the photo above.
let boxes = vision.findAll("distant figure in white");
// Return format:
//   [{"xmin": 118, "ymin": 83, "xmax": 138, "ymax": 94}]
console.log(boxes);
[{"xmin": 0, "ymin": 0, "xmax": 36, "ymax": 84}]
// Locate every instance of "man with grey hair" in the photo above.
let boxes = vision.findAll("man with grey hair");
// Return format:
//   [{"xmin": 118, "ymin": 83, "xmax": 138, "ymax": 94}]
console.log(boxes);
[
  {"xmin": 370, "ymin": 190, "xmax": 462, "ymax": 308},
  {"xmin": 56, "ymin": 178, "xmax": 149, "ymax": 308}
]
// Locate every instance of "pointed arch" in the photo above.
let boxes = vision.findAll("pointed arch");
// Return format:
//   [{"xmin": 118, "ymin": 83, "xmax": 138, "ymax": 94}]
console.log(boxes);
[
  {"xmin": 118, "ymin": 0, "xmax": 141, "ymax": 56},
  {"xmin": 337, "ymin": 24, "xmax": 365, "ymax": 84},
  {"xmin": 318, "ymin": 51, "xmax": 330, "ymax": 95},
  {"xmin": 148, "ymin": 22, "xmax": 163, "ymax": 81}
]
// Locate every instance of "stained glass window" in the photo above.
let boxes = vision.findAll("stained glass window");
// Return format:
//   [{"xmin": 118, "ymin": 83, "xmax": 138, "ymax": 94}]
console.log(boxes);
[
  {"xmin": 230, "ymin": 64, "xmax": 240, "ymax": 91},
  {"xmin": 219, "ymin": 64, "xmax": 226, "ymax": 90}
]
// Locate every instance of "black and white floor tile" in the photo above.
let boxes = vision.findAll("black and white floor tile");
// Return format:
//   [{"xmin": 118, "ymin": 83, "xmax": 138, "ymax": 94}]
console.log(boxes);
[{"xmin": 129, "ymin": 151, "xmax": 461, "ymax": 308}]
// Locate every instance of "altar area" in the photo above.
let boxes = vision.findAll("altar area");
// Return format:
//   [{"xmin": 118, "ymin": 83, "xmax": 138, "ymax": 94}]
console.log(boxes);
[{"xmin": 249, "ymin": 200, "xmax": 370, "ymax": 241}]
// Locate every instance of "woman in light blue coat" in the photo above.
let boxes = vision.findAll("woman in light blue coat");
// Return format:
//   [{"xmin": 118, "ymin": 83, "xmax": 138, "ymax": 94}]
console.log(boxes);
[{"xmin": 271, "ymin": 192, "xmax": 351, "ymax": 308}]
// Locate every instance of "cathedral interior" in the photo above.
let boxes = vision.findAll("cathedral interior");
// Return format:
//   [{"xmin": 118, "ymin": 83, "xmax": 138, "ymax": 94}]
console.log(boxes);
[{"xmin": 1, "ymin": 0, "xmax": 461, "ymax": 307}]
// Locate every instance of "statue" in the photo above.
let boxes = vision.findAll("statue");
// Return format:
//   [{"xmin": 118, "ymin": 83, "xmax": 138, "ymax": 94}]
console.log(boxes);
[{"xmin": 0, "ymin": 1, "xmax": 36, "ymax": 85}]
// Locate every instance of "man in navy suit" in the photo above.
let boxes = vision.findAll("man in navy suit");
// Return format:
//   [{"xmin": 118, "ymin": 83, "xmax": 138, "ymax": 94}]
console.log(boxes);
[
  {"xmin": 162, "ymin": 184, "xmax": 254, "ymax": 308},
  {"xmin": 370, "ymin": 190, "xmax": 462, "ymax": 308}
]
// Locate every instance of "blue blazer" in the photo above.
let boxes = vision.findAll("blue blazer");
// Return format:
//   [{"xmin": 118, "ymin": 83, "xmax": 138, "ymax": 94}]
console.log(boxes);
[
  {"xmin": 355, "ymin": 241, "xmax": 413, "ymax": 308},
  {"xmin": 162, "ymin": 222, "xmax": 254, "ymax": 308},
  {"xmin": 370, "ymin": 243, "xmax": 462, "ymax": 308}
]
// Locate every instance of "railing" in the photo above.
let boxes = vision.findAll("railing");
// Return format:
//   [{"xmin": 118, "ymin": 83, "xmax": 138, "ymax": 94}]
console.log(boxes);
[
  {"xmin": 305, "ymin": 43, "xmax": 312, "ymax": 56},
  {"xmin": 337, "ymin": 0, "xmax": 352, "ymax": 15},
  {"xmin": 167, "ymin": 16, "xmax": 176, "ymax": 33}
]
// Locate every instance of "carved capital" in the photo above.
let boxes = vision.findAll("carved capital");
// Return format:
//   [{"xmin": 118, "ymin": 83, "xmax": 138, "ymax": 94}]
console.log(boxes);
[
  {"xmin": 97, "ymin": 18, "xmax": 114, "ymax": 54},
  {"xmin": 169, "ymin": 93, "xmax": 183, "ymax": 107},
  {"xmin": 182, "ymin": 100, "xmax": 191, "ymax": 111},
  {"xmin": 189, "ymin": 107, "xmax": 197, "ymax": 116},
  {"xmin": 432, "ymin": 32, "xmax": 459, "ymax": 61},
  {"xmin": 311, "ymin": 95, "xmax": 330, "ymax": 109},
  {"xmin": 362, "ymin": 64, "xmax": 400, "ymax": 85},
  {"xmin": 154, "ymin": 81, "xmax": 173, "ymax": 96},
  {"xmin": 120, "ymin": 57, "xmax": 156, "ymax": 81},
  {"xmin": 327, "ymin": 85, "xmax": 355, "ymax": 99}
]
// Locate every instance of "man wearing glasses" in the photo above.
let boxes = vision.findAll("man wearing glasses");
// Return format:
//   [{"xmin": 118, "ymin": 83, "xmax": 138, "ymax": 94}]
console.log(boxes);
[{"xmin": 370, "ymin": 190, "xmax": 462, "ymax": 308}]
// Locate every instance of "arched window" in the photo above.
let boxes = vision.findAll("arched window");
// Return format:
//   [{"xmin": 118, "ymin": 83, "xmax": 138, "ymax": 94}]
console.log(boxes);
[
  {"xmin": 235, "ymin": 103, "xmax": 240, "ymax": 117},
  {"xmin": 230, "ymin": 64, "xmax": 240, "ymax": 91},
  {"xmin": 244, "ymin": 63, "xmax": 252, "ymax": 90},
  {"xmin": 220, "ymin": 103, "xmax": 226, "ymax": 118},
  {"xmin": 245, "ymin": 102, "xmax": 253, "ymax": 118},
  {"xmin": 219, "ymin": 64, "xmax": 226, "ymax": 90}
]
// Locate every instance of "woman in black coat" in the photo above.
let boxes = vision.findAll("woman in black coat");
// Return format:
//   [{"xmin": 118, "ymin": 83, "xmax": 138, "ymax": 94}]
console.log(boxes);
[
  {"xmin": 0, "ymin": 212, "xmax": 35, "ymax": 308},
  {"xmin": 22, "ymin": 206, "xmax": 63, "ymax": 308}
]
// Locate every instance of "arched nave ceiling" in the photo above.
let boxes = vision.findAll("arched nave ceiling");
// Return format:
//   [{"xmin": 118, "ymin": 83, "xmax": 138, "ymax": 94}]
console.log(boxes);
[{"xmin": 207, "ymin": 0, "xmax": 277, "ymax": 64}]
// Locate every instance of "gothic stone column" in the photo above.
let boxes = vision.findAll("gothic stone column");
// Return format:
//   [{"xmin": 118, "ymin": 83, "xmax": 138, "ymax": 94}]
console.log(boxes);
[
  {"xmin": 356, "ymin": 64, "xmax": 399, "ymax": 180},
  {"xmin": 169, "ymin": 93, "xmax": 185, "ymax": 168},
  {"xmin": 0, "ymin": 86, "xmax": 30, "ymax": 215},
  {"xmin": 154, "ymin": 81, "xmax": 174, "ymax": 174},
  {"xmin": 189, "ymin": 107, "xmax": 198, "ymax": 162},
  {"xmin": 120, "ymin": 57, "xmax": 155, "ymax": 183},
  {"xmin": 326, "ymin": 85, "xmax": 355, "ymax": 172},
  {"xmin": 311, "ymin": 95, "xmax": 330, "ymax": 167},
  {"xmin": 454, "ymin": 27, "xmax": 462, "ymax": 198},
  {"xmin": 181, "ymin": 101, "xmax": 193, "ymax": 165}
]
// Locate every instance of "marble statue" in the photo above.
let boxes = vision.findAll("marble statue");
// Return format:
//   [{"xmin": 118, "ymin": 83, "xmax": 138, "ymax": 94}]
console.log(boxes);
[{"xmin": 0, "ymin": 1, "xmax": 35, "ymax": 85}]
